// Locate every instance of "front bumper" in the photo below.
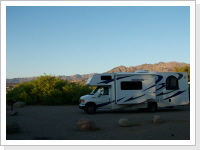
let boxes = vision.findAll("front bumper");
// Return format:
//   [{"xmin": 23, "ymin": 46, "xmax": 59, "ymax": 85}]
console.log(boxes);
[{"xmin": 79, "ymin": 104, "xmax": 85, "ymax": 109}]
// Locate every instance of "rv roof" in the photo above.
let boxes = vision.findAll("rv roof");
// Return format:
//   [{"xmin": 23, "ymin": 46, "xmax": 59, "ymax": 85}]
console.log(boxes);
[{"xmin": 113, "ymin": 72, "xmax": 156, "ymax": 76}]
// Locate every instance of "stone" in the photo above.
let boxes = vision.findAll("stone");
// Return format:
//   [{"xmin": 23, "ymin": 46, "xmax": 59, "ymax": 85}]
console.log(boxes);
[
  {"xmin": 6, "ymin": 122, "xmax": 21, "ymax": 134},
  {"xmin": 76, "ymin": 118, "xmax": 98, "ymax": 131},
  {"xmin": 153, "ymin": 115, "xmax": 163, "ymax": 124},
  {"xmin": 10, "ymin": 111, "xmax": 19, "ymax": 116},
  {"xmin": 118, "ymin": 118, "xmax": 133, "ymax": 127},
  {"xmin": 13, "ymin": 102, "xmax": 25, "ymax": 108}
]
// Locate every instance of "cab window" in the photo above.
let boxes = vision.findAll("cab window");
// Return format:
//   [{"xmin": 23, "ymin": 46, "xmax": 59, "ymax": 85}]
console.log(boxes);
[{"xmin": 100, "ymin": 87, "xmax": 109, "ymax": 95}]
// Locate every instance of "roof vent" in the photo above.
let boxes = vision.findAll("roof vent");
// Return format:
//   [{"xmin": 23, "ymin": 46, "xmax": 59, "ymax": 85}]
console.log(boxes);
[{"xmin": 135, "ymin": 70, "xmax": 149, "ymax": 73}]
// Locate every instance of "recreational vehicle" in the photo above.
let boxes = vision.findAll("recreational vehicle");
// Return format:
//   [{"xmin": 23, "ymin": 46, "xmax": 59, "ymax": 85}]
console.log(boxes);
[{"xmin": 79, "ymin": 70, "xmax": 189, "ymax": 114}]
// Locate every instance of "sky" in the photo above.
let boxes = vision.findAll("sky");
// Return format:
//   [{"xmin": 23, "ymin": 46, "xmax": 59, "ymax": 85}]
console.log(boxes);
[{"xmin": 6, "ymin": 6, "xmax": 190, "ymax": 78}]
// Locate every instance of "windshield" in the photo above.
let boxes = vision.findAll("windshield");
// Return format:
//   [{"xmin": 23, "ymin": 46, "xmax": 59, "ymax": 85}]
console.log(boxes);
[{"xmin": 90, "ymin": 86, "xmax": 100, "ymax": 95}]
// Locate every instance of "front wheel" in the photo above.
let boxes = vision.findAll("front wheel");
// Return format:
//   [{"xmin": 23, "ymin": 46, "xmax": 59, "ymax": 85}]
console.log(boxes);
[
  {"xmin": 147, "ymin": 102, "xmax": 157, "ymax": 112},
  {"xmin": 85, "ymin": 103, "xmax": 96, "ymax": 114}
]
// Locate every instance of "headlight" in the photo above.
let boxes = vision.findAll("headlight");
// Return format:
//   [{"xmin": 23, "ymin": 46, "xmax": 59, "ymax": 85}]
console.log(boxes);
[{"xmin": 81, "ymin": 99, "xmax": 85, "ymax": 103}]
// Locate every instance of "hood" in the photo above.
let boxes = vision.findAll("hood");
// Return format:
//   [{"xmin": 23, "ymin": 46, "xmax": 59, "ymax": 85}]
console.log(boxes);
[{"xmin": 80, "ymin": 94, "xmax": 92, "ymax": 100}]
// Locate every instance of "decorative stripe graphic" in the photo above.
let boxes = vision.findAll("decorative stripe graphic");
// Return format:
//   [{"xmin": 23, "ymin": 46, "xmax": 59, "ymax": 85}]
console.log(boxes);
[
  {"xmin": 156, "ymin": 83, "xmax": 166, "ymax": 91},
  {"xmin": 143, "ymin": 84, "xmax": 155, "ymax": 91},
  {"xmin": 116, "ymin": 76, "xmax": 132, "ymax": 80},
  {"xmin": 143, "ymin": 75, "xmax": 163, "ymax": 91},
  {"xmin": 164, "ymin": 90, "xmax": 187, "ymax": 100},
  {"xmin": 97, "ymin": 101, "xmax": 111, "ymax": 107},
  {"xmin": 117, "ymin": 97, "xmax": 126, "ymax": 102},
  {"xmin": 155, "ymin": 75, "xmax": 163, "ymax": 84},
  {"xmin": 156, "ymin": 90, "xmax": 175, "ymax": 96},
  {"xmin": 98, "ymin": 79, "xmax": 114, "ymax": 84},
  {"xmin": 123, "ymin": 94, "xmax": 145, "ymax": 103},
  {"xmin": 176, "ymin": 73, "xmax": 183, "ymax": 80},
  {"xmin": 97, "ymin": 98, "xmax": 125, "ymax": 107}
]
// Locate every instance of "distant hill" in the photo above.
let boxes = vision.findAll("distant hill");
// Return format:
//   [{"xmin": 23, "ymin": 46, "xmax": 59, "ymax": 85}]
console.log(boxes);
[
  {"xmin": 6, "ymin": 61, "xmax": 189, "ymax": 84},
  {"xmin": 6, "ymin": 77, "xmax": 37, "ymax": 84},
  {"xmin": 6, "ymin": 73, "xmax": 97, "ymax": 84},
  {"xmin": 58, "ymin": 73, "xmax": 97, "ymax": 84}
]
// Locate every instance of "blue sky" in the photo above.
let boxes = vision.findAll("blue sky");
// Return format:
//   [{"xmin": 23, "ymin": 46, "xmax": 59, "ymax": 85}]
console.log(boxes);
[{"xmin": 6, "ymin": 6, "xmax": 190, "ymax": 78}]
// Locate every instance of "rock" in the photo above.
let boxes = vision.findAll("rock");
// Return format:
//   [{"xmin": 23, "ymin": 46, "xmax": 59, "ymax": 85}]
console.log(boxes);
[
  {"xmin": 153, "ymin": 115, "xmax": 163, "ymax": 124},
  {"xmin": 10, "ymin": 111, "xmax": 19, "ymax": 116},
  {"xmin": 13, "ymin": 102, "xmax": 25, "ymax": 108},
  {"xmin": 76, "ymin": 118, "xmax": 98, "ymax": 131},
  {"xmin": 6, "ymin": 122, "xmax": 21, "ymax": 134},
  {"xmin": 118, "ymin": 118, "xmax": 133, "ymax": 127}
]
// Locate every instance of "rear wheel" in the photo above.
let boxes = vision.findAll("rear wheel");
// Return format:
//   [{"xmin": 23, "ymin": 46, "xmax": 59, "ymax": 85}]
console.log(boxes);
[
  {"xmin": 85, "ymin": 103, "xmax": 96, "ymax": 114},
  {"xmin": 147, "ymin": 102, "xmax": 157, "ymax": 112}
]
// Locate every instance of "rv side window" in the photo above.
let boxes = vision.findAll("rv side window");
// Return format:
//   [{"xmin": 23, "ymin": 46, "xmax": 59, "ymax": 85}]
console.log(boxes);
[
  {"xmin": 166, "ymin": 76, "xmax": 179, "ymax": 90},
  {"xmin": 121, "ymin": 81, "xmax": 142, "ymax": 90},
  {"xmin": 101, "ymin": 76, "xmax": 112, "ymax": 80}
]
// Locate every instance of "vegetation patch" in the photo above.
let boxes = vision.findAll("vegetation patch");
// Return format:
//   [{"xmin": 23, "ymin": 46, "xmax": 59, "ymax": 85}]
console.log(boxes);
[{"xmin": 6, "ymin": 75, "xmax": 92, "ymax": 105}]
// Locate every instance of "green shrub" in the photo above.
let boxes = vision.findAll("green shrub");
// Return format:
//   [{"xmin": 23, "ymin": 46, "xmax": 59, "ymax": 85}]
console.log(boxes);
[
  {"xmin": 6, "ymin": 75, "xmax": 92, "ymax": 105},
  {"xmin": 174, "ymin": 65, "xmax": 190, "ymax": 82}
]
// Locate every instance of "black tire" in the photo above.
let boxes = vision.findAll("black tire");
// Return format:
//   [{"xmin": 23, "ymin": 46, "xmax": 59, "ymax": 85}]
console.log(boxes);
[
  {"xmin": 147, "ymin": 102, "xmax": 157, "ymax": 112},
  {"xmin": 85, "ymin": 103, "xmax": 96, "ymax": 114}
]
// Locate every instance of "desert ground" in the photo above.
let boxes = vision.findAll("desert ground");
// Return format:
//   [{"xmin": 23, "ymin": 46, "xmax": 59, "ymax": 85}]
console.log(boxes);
[{"xmin": 6, "ymin": 104, "xmax": 190, "ymax": 140}]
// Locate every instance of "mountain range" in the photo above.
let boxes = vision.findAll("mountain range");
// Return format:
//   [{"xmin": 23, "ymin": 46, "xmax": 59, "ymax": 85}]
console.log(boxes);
[
  {"xmin": 106, "ymin": 61, "xmax": 189, "ymax": 73},
  {"xmin": 6, "ymin": 61, "xmax": 189, "ymax": 84}
]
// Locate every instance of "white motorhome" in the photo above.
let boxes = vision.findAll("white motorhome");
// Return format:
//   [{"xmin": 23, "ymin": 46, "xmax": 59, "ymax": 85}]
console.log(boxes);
[{"xmin": 79, "ymin": 70, "xmax": 189, "ymax": 114}]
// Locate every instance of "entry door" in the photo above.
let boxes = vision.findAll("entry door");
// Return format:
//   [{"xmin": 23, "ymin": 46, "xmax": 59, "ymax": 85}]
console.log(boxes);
[
  {"xmin": 96, "ymin": 87, "xmax": 111, "ymax": 109},
  {"xmin": 162, "ymin": 76, "xmax": 180, "ymax": 106},
  {"xmin": 162, "ymin": 88, "xmax": 177, "ymax": 107}
]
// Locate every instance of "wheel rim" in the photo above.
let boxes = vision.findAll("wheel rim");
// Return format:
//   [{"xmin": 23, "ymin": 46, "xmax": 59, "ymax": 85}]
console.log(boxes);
[
  {"xmin": 86, "ymin": 105, "xmax": 96, "ymax": 114},
  {"xmin": 149, "ymin": 105, "xmax": 155, "ymax": 111},
  {"xmin": 88, "ymin": 107, "xmax": 95, "ymax": 113},
  {"xmin": 148, "ymin": 103, "xmax": 157, "ymax": 112}
]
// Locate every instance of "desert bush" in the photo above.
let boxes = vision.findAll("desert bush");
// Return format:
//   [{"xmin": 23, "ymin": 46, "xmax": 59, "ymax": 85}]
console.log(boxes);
[
  {"xmin": 6, "ymin": 75, "xmax": 92, "ymax": 105},
  {"xmin": 174, "ymin": 65, "xmax": 190, "ymax": 82}
]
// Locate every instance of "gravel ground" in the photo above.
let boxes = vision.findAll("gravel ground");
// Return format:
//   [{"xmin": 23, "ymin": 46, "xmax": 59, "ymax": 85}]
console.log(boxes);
[{"xmin": 6, "ymin": 105, "xmax": 190, "ymax": 140}]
